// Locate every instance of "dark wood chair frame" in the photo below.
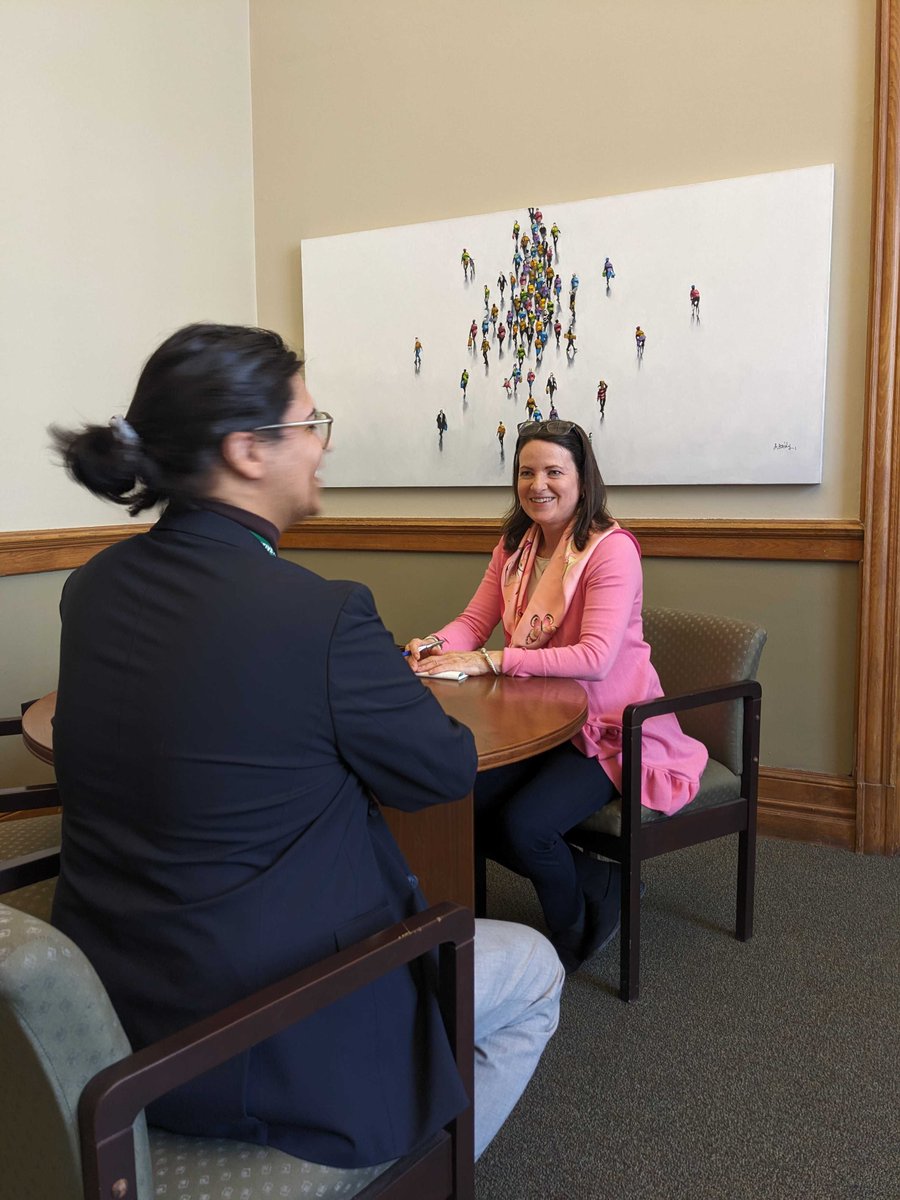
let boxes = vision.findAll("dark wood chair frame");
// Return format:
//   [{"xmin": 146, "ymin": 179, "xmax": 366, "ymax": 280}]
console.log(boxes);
[
  {"xmin": 0, "ymin": 847, "xmax": 476, "ymax": 1200},
  {"xmin": 78, "ymin": 900, "xmax": 475, "ymax": 1200},
  {"xmin": 1, "ymin": 702, "xmax": 475, "ymax": 1200},
  {"xmin": 568, "ymin": 679, "xmax": 762, "ymax": 1004},
  {"xmin": 0, "ymin": 703, "xmax": 61, "ymax": 890}
]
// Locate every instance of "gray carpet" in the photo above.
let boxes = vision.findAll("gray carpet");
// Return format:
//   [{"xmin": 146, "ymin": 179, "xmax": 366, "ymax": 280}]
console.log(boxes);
[{"xmin": 475, "ymin": 837, "xmax": 900, "ymax": 1200}]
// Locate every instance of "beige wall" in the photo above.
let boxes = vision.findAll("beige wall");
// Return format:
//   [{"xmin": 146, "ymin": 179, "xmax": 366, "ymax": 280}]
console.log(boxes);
[
  {"xmin": 0, "ymin": 1, "xmax": 875, "ymax": 786},
  {"xmin": 0, "ymin": 548, "xmax": 857, "ymax": 788},
  {"xmin": 0, "ymin": 1, "xmax": 257, "ymax": 780},
  {"xmin": 0, "ymin": 0, "xmax": 257, "ymax": 533},
  {"xmin": 249, "ymin": 0, "xmax": 874, "ymax": 521},
  {"xmin": 246, "ymin": 0, "xmax": 874, "ymax": 777},
  {"xmin": 283, "ymin": 550, "xmax": 858, "ymax": 777}
]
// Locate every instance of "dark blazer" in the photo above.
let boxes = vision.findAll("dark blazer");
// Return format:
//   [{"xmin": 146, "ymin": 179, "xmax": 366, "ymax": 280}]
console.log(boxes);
[{"xmin": 51, "ymin": 507, "xmax": 477, "ymax": 1168}]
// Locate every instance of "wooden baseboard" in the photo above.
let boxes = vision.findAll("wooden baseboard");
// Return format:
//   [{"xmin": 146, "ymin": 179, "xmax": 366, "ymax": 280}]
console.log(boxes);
[{"xmin": 758, "ymin": 766, "xmax": 857, "ymax": 850}]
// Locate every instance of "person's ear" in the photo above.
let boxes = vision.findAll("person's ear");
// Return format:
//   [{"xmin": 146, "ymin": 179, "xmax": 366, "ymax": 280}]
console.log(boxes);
[{"xmin": 220, "ymin": 430, "xmax": 267, "ymax": 480}]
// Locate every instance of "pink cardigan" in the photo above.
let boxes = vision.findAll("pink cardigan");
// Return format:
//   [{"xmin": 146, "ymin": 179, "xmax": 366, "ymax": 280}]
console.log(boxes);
[{"xmin": 434, "ymin": 530, "xmax": 708, "ymax": 815}]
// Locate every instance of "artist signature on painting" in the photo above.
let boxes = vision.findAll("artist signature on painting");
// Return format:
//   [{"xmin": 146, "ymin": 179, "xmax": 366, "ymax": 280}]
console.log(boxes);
[{"xmin": 773, "ymin": 441, "xmax": 797, "ymax": 451}]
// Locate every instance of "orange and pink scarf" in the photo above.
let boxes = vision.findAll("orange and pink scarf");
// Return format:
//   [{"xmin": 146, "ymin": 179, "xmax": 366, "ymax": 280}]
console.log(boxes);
[{"xmin": 500, "ymin": 521, "xmax": 621, "ymax": 648}]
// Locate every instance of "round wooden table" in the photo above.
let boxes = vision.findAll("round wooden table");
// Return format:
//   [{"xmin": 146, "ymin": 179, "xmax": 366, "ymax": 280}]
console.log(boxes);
[
  {"xmin": 21, "ymin": 692, "xmax": 56, "ymax": 766},
  {"xmin": 21, "ymin": 678, "xmax": 587, "ymax": 772},
  {"xmin": 422, "ymin": 673, "xmax": 587, "ymax": 770},
  {"xmin": 20, "ymin": 678, "xmax": 588, "ymax": 908}
]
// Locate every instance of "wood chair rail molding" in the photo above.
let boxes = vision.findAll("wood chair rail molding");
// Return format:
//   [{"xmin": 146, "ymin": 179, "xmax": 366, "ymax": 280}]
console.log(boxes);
[
  {"xmin": 281, "ymin": 518, "xmax": 865, "ymax": 560},
  {"xmin": 0, "ymin": 518, "xmax": 864, "ymax": 577}
]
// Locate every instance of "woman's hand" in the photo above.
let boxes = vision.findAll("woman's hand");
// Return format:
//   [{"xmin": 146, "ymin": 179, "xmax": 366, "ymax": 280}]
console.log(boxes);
[
  {"xmin": 413, "ymin": 649, "xmax": 499, "ymax": 677},
  {"xmin": 402, "ymin": 637, "xmax": 443, "ymax": 670}
]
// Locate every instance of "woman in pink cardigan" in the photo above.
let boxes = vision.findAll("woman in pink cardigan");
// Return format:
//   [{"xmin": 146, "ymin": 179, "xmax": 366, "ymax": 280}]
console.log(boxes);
[{"xmin": 405, "ymin": 420, "xmax": 707, "ymax": 972}]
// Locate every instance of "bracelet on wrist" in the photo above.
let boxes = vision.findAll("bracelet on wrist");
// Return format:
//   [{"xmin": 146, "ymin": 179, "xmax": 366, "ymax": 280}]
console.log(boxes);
[{"xmin": 479, "ymin": 646, "xmax": 501, "ymax": 676}]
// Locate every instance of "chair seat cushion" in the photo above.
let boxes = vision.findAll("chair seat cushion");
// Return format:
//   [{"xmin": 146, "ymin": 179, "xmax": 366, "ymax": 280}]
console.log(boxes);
[
  {"xmin": 0, "ymin": 812, "xmax": 61, "ymax": 858},
  {"xmin": 1, "ymin": 877, "xmax": 57, "ymax": 921},
  {"xmin": 150, "ymin": 1128, "xmax": 392, "ymax": 1199},
  {"xmin": 575, "ymin": 757, "xmax": 742, "ymax": 837},
  {"xmin": 0, "ymin": 814, "xmax": 61, "ymax": 920}
]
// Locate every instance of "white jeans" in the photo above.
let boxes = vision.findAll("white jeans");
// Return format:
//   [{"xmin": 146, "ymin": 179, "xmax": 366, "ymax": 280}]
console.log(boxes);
[{"xmin": 472, "ymin": 918, "xmax": 564, "ymax": 1159}]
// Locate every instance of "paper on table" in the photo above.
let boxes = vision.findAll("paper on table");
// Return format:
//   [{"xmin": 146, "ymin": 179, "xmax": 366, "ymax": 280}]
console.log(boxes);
[{"xmin": 424, "ymin": 670, "xmax": 468, "ymax": 682}]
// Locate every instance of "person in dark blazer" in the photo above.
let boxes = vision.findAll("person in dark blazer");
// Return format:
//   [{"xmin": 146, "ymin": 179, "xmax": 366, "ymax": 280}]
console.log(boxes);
[{"xmin": 50, "ymin": 323, "xmax": 563, "ymax": 1169}]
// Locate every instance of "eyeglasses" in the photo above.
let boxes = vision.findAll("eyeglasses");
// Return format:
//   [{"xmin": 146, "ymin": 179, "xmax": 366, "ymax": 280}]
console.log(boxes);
[
  {"xmin": 254, "ymin": 410, "xmax": 333, "ymax": 449},
  {"xmin": 516, "ymin": 419, "xmax": 576, "ymax": 437}
]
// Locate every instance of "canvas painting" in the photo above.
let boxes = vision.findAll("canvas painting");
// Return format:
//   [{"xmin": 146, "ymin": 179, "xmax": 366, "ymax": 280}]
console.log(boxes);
[{"xmin": 301, "ymin": 165, "xmax": 833, "ymax": 486}]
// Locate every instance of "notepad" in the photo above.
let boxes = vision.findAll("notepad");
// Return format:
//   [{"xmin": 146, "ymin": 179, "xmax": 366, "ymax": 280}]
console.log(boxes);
[{"xmin": 426, "ymin": 671, "xmax": 468, "ymax": 682}]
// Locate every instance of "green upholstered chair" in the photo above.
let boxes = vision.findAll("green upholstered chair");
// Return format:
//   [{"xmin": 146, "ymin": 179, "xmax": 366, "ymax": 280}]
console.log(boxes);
[
  {"xmin": 0, "ymin": 897, "xmax": 475, "ymax": 1200},
  {"xmin": 0, "ymin": 705, "xmax": 61, "ymax": 917},
  {"xmin": 0, "ymin": 812, "xmax": 59, "ymax": 919},
  {"xmin": 567, "ymin": 607, "xmax": 766, "ymax": 1003}
]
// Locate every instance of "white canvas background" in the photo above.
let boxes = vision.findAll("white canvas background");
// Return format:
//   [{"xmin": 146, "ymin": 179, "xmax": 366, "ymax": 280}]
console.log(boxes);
[{"xmin": 301, "ymin": 165, "xmax": 833, "ymax": 487}]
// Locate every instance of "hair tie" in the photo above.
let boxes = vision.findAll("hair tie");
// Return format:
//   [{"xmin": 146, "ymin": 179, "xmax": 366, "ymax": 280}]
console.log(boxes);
[{"xmin": 108, "ymin": 415, "xmax": 141, "ymax": 447}]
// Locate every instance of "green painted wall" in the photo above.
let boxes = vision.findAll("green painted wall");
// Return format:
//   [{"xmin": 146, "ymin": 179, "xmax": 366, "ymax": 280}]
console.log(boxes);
[{"xmin": 0, "ymin": 553, "xmax": 856, "ymax": 788}]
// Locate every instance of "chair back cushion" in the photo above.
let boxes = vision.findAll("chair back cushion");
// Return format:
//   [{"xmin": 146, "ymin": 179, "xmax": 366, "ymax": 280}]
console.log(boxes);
[
  {"xmin": 0, "ymin": 902, "xmax": 154, "ymax": 1199},
  {"xmin": 642, "ymin": 607, "xmax": 766, "ymax": 774}
]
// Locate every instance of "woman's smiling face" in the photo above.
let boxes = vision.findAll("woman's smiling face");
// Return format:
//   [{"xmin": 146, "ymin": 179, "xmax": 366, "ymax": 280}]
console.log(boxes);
[{"xmin": 516, "ymin": 438, "xmax": 581, "ymax": 543}]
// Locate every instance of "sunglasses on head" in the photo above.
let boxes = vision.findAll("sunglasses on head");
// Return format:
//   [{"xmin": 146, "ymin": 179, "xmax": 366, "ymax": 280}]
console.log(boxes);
[{"xmin": 516, "ymin": 419, "xmax": 576, "ymax": 438}]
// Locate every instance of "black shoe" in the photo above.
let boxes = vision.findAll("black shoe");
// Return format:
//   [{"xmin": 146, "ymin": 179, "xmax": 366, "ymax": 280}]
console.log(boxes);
[
  {"xmin": 560, "ymin": 851, "xmax": 647, "ymax": 971},
  {"xmin": 547, "ymin": 853, "xmax": 618, "ymax": 973},
  {"xmin": 579, "ymin": 862, "xmax": 622, "ymax": 960},
  {"xmin": 550, "ymin": 910, "xmax": 588, "ymax": 975},
  {"xmin": 550, "ymin": 936, "xmax": 586, "ymax": 976},
  {"xmin": 570, "ymin": 849, "xmax": 648, "ymax": 958}
]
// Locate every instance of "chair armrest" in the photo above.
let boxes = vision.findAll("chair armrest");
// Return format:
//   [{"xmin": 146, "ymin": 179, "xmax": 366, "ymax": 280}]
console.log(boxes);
[
  {"xmin": 0, "ymin": 846, "xmax": 60, "ymax": 893},
  {"xmin": 619, "ymin": 680, "xmax": 763, "ymax": 842},
  {"xmin": 79, "ymin": 901, "xmax": 475, "ymax": 1200},
  {"xmin": 622, "ymin": 678, "xmax": 762, "ymax": 730},
  {"xmin": 0, "ymin": 783, "xmax": 60, "ymax": 815},
  {"xmin": 0, "ymin": 700, "xmax": 42, "ymax": 737}
]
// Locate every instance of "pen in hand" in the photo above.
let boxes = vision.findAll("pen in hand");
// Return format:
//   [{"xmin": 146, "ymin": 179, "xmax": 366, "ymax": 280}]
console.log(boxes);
[{"xmin": 402, "ymin": 637, "xmax": 446, "ymax": 658}]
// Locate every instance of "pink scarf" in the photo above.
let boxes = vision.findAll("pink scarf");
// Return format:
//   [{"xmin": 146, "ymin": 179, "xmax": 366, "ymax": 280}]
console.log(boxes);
[{"xmin": 501, "ymin": 521, "xmax": 621, "ymax": 648}]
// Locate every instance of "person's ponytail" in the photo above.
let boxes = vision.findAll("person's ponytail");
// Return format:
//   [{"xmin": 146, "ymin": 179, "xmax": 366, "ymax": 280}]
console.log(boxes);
[{"xmin": 50, "ymin": 420, "xmax": 149, "ymax": 513}]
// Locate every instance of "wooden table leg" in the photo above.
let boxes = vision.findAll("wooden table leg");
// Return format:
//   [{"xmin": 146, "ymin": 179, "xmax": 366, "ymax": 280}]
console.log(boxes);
[{"xmin": 382, "ymin": 794, "xmax": 474, "ymax": 910}]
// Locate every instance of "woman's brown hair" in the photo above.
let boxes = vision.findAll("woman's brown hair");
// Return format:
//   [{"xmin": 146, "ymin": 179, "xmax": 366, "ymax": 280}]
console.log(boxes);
[{"xmin": 501, "ymin": 421, "xmax": 613, "ymax": 552}]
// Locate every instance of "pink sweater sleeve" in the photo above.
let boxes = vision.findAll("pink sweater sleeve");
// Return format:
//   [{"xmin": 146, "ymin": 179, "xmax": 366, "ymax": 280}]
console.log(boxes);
[
  {"xmin": 501, "ymin": 532, "xmax": 641, "ymax": 680},
  {"xmin": 432, "ymin": 543, "xmax": 506, "ymax": 651}
]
